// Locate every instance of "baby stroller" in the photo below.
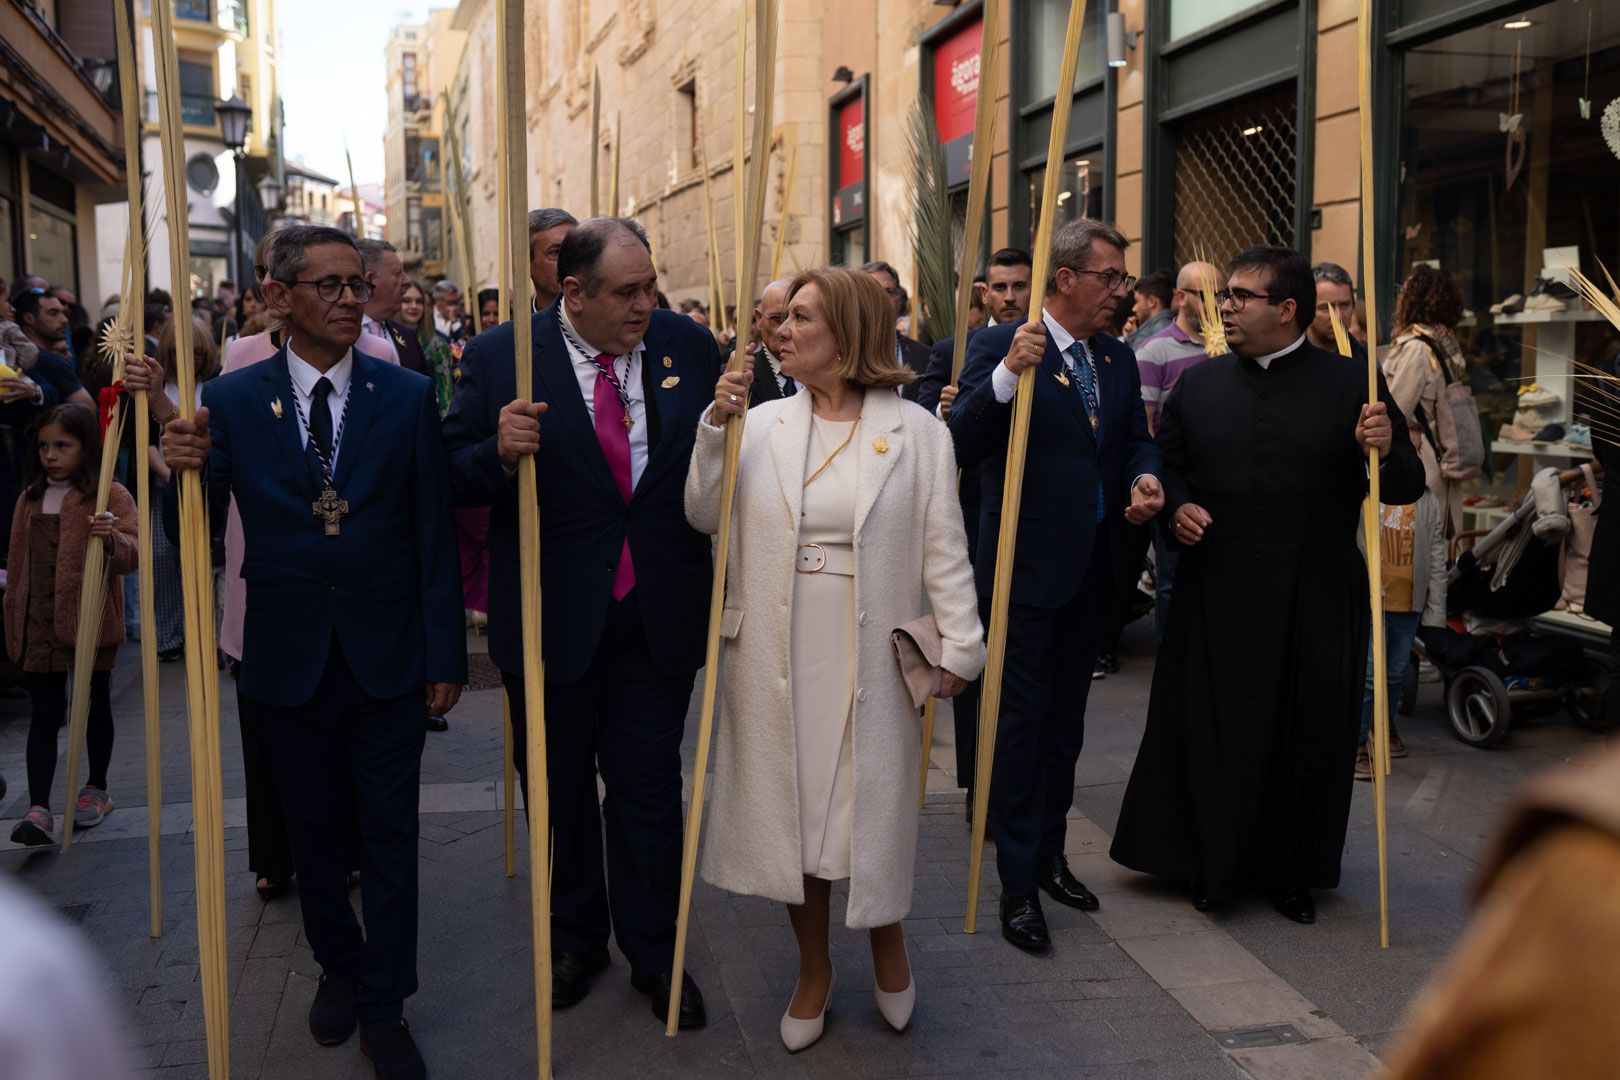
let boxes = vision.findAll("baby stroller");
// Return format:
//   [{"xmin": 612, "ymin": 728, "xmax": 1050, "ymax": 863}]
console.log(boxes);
[{"xmin": 1407, "ymin": 470, "xmax": 1609, "ymax": 748}]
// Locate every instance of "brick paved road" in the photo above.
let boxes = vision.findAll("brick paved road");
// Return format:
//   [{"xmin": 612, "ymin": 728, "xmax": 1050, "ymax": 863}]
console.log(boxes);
[{"xmin": 0, "ymin": 622, "xmax": 1603, "ymax": 1078}]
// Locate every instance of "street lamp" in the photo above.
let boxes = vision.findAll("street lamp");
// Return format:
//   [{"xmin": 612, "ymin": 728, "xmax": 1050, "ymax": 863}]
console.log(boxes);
[
  {"xmin": 215, "ymin": 94, "xmax": 252, "ymax": 289},
  {"xmin": 256, "ymin": 172, "xmax": 282, "ymax": 215}
]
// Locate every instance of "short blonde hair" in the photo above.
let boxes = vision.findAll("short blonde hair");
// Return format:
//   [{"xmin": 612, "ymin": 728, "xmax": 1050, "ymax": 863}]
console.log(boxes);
[{"xmin": 786, "ymin": 267, "xmax": 916, "ymax": 391}]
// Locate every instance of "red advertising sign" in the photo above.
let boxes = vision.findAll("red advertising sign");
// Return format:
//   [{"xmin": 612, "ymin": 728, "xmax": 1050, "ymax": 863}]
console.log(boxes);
[
  {"xmin": 932, "ymin": 18, "xmax": 982, "ymax": 144},
  {"xmin": 838, "ymin": 94, "xmax": 864, "ymax": 190}
]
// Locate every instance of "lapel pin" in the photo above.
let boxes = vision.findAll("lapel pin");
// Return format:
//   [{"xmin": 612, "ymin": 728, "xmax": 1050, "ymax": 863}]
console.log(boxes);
[
  {"xmin": 661, "ymin": 375, "xmax": 681, "ymax": 389},
  {"xmin": 873, "ymin": 435, "xmax": 889, "ymax": 455},
  {"xmin": 662, "ymin": 356, "xmax": 674, "ymax": 369},
  {"xmin": 1056, "ymin": 371, "xmax": 1071, "ymax": 387},
  {"xmin": 270, "ymin": 397, "xmax": 283, "ymax": 419},
  {"xmin": 366, "ymin": 381, "xmax": 375, "ymax": 391}
]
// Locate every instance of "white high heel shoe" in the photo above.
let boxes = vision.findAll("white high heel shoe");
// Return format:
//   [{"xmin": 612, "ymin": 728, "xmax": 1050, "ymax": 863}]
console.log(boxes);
[
  {"xmin": 874, "ymin": 945, "xmax": 915, "ymax": 1032},
  {"xmin": 780, "ymin": 970, "xmax": 835, "ymax": 1052}
]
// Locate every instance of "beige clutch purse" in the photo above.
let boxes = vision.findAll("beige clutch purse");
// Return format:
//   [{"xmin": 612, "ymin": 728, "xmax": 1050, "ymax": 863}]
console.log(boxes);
[{"xmin": 891, "ymin": 615, "xmax": 944, "ymax": 709}]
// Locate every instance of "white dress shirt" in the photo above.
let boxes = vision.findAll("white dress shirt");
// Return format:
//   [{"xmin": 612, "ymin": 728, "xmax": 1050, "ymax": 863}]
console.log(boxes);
[
  {"xmin": 1251, "ymin": 332, "xmax": 1308, "ymax": 370},
  {"xmin": 432, "ymin": 308, "xmax": 457, "ymax": 339},
  {"xmin": 286, "ymin": 343, "xmax": 354, "ymax": 472},
  {"xmin": 989, "ymin": 309, "xmax": 1099, "ymax": 406},
  {"xmin": 559, "ymin": 304, "xmax": 649, "ymax": 490},
  {"xmin": 982, "ymin": 308, "xmax": 1156, "ymax": 495},
  {"xmin": 359, "ymin": 314, "xmax": 401, "ymax": 365}
]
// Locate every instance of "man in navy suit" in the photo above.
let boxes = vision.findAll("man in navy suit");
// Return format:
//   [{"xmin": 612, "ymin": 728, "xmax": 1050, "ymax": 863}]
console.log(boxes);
[
  {"xmin": 949, "ymin": 219, "xmax": 1164, "ymax": 952},
  {"xmin": 159, "ymin": 224, "xmax": 464, "ymax": 1080},
  {"xmin": 443, "ymin": 217, "xmax": 719, "ymax": 1029},
  {"xmin": 915, "ymin": 247, "xmax": 1033, "ymax": 813}
]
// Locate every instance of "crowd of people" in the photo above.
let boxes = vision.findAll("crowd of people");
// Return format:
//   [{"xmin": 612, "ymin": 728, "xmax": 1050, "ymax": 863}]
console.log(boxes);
[{"xmin": 0, "ymin": 205, "xmax": 1548, "ymax": 1079}]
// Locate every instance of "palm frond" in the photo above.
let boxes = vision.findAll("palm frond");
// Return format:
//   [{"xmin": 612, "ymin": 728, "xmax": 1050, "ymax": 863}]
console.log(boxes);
[
  {"xmin": 905, "ymin": 100, "xmax": 954, "ymax": 345},
  {"xmin": 1189, "ymin": 243, "xmax": 1227, "ymax": 357},
  {"xmin": 1328, "ymin": 302, "xmax": 1353, "ymax": 357},
  {"xmin": 1567, "ymin": 264, "xmax": 1620, "ymax": 330}
]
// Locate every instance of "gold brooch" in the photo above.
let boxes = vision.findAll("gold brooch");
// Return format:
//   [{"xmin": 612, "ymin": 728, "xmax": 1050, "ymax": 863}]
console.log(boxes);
[
  {"xmin": 270, "ymin": 397, "xmax": 283, "ymax": 419},
  {"xmin": 873, "ymin": 435, "xmax": 889, "ymax": 454},
  {"xmin": 663, "ymin": 356, "xmax": 674, "ymax": 368},
  {"xmin": 661, "ymin": 375, "xmax": 681, "ymax": 389},
  {"xmin": 1056, "ymin": 372, "xmax": 1071, "ymax": 387}
]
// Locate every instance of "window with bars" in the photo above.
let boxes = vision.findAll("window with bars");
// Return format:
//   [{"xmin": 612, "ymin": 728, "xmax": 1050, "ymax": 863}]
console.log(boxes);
[{"xmin": 1171, "ymin": 85, "xmax": 1297, "ymax": 266}]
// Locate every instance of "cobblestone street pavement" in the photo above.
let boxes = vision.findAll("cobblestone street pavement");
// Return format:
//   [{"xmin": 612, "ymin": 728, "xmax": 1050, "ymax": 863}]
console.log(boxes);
[{"xmin": 0, "ymin": 622, "xmax": 1605, "ymax": 1078}]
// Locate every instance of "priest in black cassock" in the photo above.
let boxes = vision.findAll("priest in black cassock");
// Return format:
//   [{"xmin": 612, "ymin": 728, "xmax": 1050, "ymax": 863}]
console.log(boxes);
[{"xmin": 1109, "ymin": 245, "xmax": 1424, "ymax": 925}]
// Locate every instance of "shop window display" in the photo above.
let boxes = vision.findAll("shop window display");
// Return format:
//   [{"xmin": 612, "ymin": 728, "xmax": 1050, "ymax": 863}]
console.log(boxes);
[{"xmin": 1399, "ymin": 2, "xmax": 1620, "ymax": 488}]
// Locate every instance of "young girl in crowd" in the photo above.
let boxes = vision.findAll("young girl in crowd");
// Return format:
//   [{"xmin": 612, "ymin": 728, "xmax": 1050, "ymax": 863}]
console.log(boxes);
[{"xmin": 6, "ymin": 404, "xmax": 138, "ymax": 845}]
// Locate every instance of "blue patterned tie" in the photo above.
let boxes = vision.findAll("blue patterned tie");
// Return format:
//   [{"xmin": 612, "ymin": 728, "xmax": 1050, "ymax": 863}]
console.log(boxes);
[{"xmin": 1067, "ymin": 342, "xmax": 1106, "ymax": 522}]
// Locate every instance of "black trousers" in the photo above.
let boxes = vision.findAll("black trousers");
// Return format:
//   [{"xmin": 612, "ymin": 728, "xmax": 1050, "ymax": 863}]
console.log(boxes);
[
  {"xmin": 953, "ymin": 489, "xmax": 982, "ymax": 790},
  {"xmin": 503, "ymin": 589, "xmax": 694, "ymax": 978},
  {"xmin": 235, "ymin": 689, "xmax": 295, "ymax": 881},
  {"xmin": 988, "ymin": 531, "xmax": 1112, "ymax": 896},
  {"xmin": 25, "ymin": 670, "xmax": 112, "ymax": 808},
  {"xmin": 253, "ymin": 640, "xmax": 425, "ymax": 1022}
]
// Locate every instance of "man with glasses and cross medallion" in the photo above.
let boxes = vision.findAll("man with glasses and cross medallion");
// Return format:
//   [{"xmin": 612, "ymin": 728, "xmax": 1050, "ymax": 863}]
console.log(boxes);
[
  {"xmin": 948, "ymin": 218, "xmax": 1164, "ymax": 953},
  {"xmin": 443, "ymin": 217, "xmax": 721, "ymax": 1030},
  {"xmin": 157, "ymin": 224, "xmax": 464, "ymax": 1079},
  {"xmin": 1110, "ymin": 245, "xmax": 1423, "ymax": 927}
]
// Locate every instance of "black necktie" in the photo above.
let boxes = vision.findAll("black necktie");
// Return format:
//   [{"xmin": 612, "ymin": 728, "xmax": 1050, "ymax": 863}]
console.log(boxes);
[{"xmin": 307, "ymin": 376, "xmax": 334, "ymax": 478}]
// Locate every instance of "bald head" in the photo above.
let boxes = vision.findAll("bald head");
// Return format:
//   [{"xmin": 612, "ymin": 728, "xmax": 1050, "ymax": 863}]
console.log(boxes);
[
  {"xmin": 1176, "ymin": 261, "xmax": 1222, "ymax": 294},
  {"xmin": 754, "ymin": 279, "xmax": 791, "ymax": 349},
  {"xmin": 1174, "ymin": 261, "xmax": 1224, "ymax": 334}
]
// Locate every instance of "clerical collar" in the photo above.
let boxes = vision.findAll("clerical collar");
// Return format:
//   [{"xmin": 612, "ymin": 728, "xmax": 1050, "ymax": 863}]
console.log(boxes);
[{"xmin": 1248, "ymin": 332, "xmax": 1308, "ymax": 371}]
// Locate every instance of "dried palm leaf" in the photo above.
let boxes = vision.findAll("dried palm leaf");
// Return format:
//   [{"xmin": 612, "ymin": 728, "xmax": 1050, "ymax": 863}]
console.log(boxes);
[{"xmin": 905, "ymin": 99, "xmax": 954, "ymax": 345}]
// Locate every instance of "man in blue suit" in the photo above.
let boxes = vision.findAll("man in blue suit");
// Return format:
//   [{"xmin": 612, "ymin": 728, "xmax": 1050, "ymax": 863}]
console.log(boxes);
[
  {"xmin": 160, "ymin": 225, "xmax": 464, "ymax": 1080},
  {"xmin": 443, "ymin": 217, "xmax": 720, "ymax": 1029},
  {"xmin": 949, "ymin": 219, "xmax": 1164, "ymax": 952},
  {"xmin": 915, "ymin": 247, "xmax": 1033, "ymax": 818}
]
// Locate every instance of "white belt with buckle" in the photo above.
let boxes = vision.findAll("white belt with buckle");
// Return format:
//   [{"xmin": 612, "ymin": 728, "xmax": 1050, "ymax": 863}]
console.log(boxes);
[{"xmin": 795, "ymin": 543, "xmax": 855, "ymax": 576}]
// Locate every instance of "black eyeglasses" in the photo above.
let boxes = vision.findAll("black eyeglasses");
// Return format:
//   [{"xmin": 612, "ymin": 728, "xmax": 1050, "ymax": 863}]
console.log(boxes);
[
  {"xmin": 1070, "ymin": 268, "xmax": 1137, "ymax": 294},
  {"xmin": 279, "ymin": 276, "xmax": 373, "ymax": 303},
  {"xmin": 1215, "ymin": 288, "xmax": 1280, "ymax": 312}
]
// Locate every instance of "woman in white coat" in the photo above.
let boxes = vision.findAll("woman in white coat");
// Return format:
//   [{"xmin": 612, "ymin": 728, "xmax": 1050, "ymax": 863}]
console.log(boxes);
[{"xmin": 687, "ymin": 267, "xmax": 985, "ymax": 1052}]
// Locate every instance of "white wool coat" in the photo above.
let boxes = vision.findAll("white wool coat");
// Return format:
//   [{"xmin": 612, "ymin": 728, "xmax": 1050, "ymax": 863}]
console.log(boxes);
[{"xmin": 684, "ymin": 387, "xmax": 986, "ymax": 928}]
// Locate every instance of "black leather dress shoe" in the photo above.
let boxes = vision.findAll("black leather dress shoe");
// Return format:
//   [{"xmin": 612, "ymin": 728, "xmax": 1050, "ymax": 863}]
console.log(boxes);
[
  {"xmin": 425, "ymin": 713, "xmax": 449, "ymax": 732},
  {"xmin": 552, "ymin": 948, "xmax": 610, "ymax": 1008},
  {"xmin": 308, "ymin": 973, "xmax": 358, "ymax": 1046},
  {"xmin": 360, "ymin": 1018, "xmax": 427, "ymax": 1080},
  {"xmin": 630, "ymin": 969, "xmax": 707, "ymax": 1030},
  {"xmin": 1270, "ymin": 886, "xmax": 1316, "ymax": 925},
  {"xmin": 1036, "ymin": 856, "xmax": 1100, "ymax": 911},
  {"xmin": 999, "ymin": 892, "xmax": 1050, "ymax": 951},
  {"xmin": 1189, "ymin": 878, "xmax": 1218, "ymax": 912}
]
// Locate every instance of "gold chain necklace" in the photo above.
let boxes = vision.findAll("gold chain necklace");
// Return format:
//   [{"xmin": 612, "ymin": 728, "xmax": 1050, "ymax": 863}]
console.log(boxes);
[{"xmin": 803, "ymin": 414, "xmax": 860, "ymax": 489}]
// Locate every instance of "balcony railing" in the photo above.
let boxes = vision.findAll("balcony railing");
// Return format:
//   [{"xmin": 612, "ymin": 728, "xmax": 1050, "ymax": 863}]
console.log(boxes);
[
  {"xmin": 144, "ymin": 91, "xmax": 218, "ymax": 128},
  {"xmin": 181, "ymin": 92, "xmax": 216, "ymax": 127}
]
